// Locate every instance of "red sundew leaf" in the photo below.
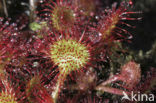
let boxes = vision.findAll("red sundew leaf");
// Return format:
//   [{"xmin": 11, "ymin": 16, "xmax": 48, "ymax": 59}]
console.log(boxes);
[
  {"xmin": 38, "ymin": 0, "xmax": 81, "ymax": 32},
  {"xmin": 26, "ymin": 75, "xmax": 54, "ymax": 103},
  {"xmin": 96, "ymin": 1, "xmax": 141, "ymax": 43},
  {"xmin": 120, "ymin": 61, "xmax": 141, "ymax": 88},
  {"xmin": 0, "ymin": 70, "xmax": 24, "ymax": 103}
]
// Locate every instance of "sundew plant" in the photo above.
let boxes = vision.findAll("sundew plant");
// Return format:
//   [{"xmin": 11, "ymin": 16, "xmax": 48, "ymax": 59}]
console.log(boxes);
[{"xmin": 0, "ymin": 0, "xmax": 156, "ymax": 103}]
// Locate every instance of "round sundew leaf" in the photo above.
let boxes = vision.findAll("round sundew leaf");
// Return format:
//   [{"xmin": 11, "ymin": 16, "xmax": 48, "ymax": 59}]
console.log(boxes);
[
  {"xmin": 51, "ymin": 5, "xmax": 75, "ymax": 31},
  {"xmin": 0, "ymin": 91, "xmax": 18, "ymax": 103},
  {"xmin": 50, "ymin": 39, "xmax": 90, "ymax": 75}
]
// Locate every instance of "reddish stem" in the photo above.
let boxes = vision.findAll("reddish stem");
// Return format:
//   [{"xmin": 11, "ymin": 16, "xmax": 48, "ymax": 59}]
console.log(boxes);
[
  {"xmin": 100, "ymin": 74, "xmax": 123, "ymax": 86},
  {"xmin": 96, "ymin": 86, "xmax": 130, "ymax": 96}
]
